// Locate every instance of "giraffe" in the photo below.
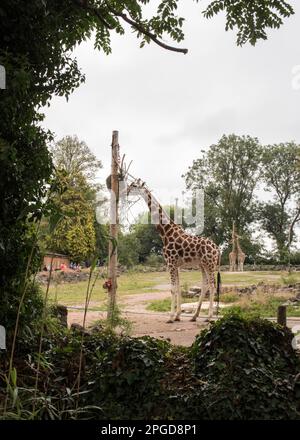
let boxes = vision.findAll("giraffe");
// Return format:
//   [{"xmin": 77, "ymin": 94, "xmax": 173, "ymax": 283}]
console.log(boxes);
[
  {"xmin": 229, "ymin": 222, "xmax": 237, "ymax": 272},
  {"xmin": 127, "ymin": 179, "xmax": 221, "ymax": 322},
  {"xmin": 235, "ymin": 233, "xmax": 246, "ymax": 272}
]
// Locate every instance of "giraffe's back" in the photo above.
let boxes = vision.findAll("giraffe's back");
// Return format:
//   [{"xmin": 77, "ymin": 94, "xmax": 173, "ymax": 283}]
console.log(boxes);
[{"xmin": 163, "ymin": 228, "xmax": 219, "ymax": 272}]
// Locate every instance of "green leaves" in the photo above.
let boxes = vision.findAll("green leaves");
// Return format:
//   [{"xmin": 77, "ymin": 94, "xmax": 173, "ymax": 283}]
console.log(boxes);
[
  {"xmin": 2, "ymin": 316, "xmax": 300, "ymax": 419},
  {"xmin": 183, "ymin": 134, "xmax": 262, "ymax": 246},
  {"xmin": 202, "ymin": 0, "xmax": 294, "ymax": 46},
  {"xmin": 191, "ymin": 313, "xmax": 300, "ymax": 419},
  {"xmin": 258, "ymin": 142, "xmax": 300, "ymax": 261}
]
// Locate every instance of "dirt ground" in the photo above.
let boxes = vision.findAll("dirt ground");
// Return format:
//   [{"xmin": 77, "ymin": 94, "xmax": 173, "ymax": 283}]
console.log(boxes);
[
  {"xmin": 67, "ymin": 286, "xmax": 210, "ymax": 346},
  {"xmin": 67, "ymin": 284, "xmax": 300, "ymax": 346}
]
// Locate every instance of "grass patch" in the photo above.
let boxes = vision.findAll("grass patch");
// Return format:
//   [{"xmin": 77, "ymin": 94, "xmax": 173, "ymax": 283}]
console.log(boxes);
[
  {"xmin": 220, "ymin": 293, "xmax": 240, "ymax": 303},
  {"xmin": 46, "ymin": 271, "xmax": 167, "ymax": 305},
  {"xmin": 174, "ymin": 270, "xmax": 300, "ymax": 286},
  {"xmin": 147, "ymin": 288, "xmax": 300, "ymax": 318},
  {"xmin": 147, "ymin": 298, "xmax": 171, "ymax": 312},
  {"xmin": 44, "ymin": 270, "xmax": 300, "ymax": 308},
  {"xmin": 147, "ymin": 297, "xmax": 196, "ymax": 312},
  {"xmin": 223, "ymin": 295, "xmax": 300, "ymax": 318},
  {"xmin": 281, "ymin": 274, "xmax": 300, "ymax": 285}
]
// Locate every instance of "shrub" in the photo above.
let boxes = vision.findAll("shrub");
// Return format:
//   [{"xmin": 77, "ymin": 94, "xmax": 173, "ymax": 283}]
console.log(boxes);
[
  {"xmin": 220, "ymin": 293, "xmax": 240, "ymax": 303},
  {"xmin": 145, "ymin": 253, "xmax": 164, "ymax": 268},
  {"xmin": 1, "ymin": 314, "xmax": 299, "ymax": 420},
  {"xmin": 84, "ymin": 335, "xmax": 171, "ymax": 419},
  {"xmin": 0, "ymin": 281, "xmax": 44, "ymax": 335},
  {"xmin": 191, "ymin": 313, "xmax": 300, "ymax": 419},
  {"xmin": 290, "ymin": 252, "xmax": 300, "ymax": 265},
  {"xmin": 282, "ymin": 273, "xmax": 299, "ymax": 285}
]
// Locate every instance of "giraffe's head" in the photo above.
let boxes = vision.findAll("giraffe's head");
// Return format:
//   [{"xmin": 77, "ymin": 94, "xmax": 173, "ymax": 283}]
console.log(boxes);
[
  {"xmin": 234, "ymin": 233, "xmax": 242, "ymax": 240},
  {"xmin": 126, "ymin": 177, "xmax": 172, "ymax": 228},
  {"xmin": 126, "ymin": 178, "xmax": 146, "ymax": 196}
]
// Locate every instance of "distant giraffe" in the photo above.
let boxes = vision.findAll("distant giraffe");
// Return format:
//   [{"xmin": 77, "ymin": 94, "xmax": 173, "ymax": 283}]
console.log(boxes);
[
  {"xmin": 236, "ymin": 233, "xmax": 246, "ymax": 272},
  {"xmin": 229, "ymin": 222, "xmax": 237, "ymax": 272},
  {"xmin": 127, "ymin": 179, "xmax": 221, "ymax": 322}
]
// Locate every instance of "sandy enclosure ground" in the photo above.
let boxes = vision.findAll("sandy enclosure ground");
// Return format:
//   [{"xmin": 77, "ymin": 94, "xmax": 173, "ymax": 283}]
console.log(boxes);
[{"xmin": 67, "ymin": 284, "xmax": 300, "ymax": 346}]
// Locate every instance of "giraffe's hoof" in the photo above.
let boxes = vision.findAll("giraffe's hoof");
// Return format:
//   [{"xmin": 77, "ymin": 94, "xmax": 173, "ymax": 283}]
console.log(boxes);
[
  {"xmin": 166, "ymin": 319, "xmax": 174, "ymax": 324},
  {"xmin": 174, "ymin": 317, "xmax": 181, "ymax": 322},
  {"xmin": 190, "ymin": 317, "xmax": 197, "ymax": 322}
]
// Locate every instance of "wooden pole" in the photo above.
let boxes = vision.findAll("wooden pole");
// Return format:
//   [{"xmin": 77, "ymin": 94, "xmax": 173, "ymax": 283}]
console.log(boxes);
[
  {"xmin": 107, "ymin": 131, "xmax": 119, "ymax": 324},
  {"xmin": 277, "ymin": 305, "xmax": 287, "ymax": 327}
]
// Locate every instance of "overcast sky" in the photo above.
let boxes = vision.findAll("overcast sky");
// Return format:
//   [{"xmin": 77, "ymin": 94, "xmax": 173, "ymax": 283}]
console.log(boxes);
[{"xmin": 43, "ymin": 0, "xmax": 300, "ymax": 220}]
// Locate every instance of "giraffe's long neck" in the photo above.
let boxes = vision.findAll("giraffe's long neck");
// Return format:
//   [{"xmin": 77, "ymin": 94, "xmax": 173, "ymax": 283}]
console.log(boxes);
[
  {"xmin": 232, "ymin": 237, "xmax": 237, "ymax": 253},
  {"xmin": 236, "ymin": 239, "xmax": 243, "ymax": 253},
  {"xmin": 139, "ymin": 187, "xmax": 174, "ymax": 238},
  {"xmin": 232, "ymin": 222, "xmax": 237, "ymax": 252}
]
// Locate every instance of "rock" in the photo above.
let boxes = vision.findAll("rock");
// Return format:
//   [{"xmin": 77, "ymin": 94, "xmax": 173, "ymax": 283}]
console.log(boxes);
[
  {"xmin": 51, "ymin": 304, "xmax": 68, "ymax": 328},
  {"xmin": 90, "ymin": 323, "xmax": 104, "ymax": 333},
  {"xmin": 70, "ymin": 323, "xmax": 90, "ymax": 336},
  {"xmin": 181, "ymin": 303, "xmax": 196, "ymax": 313},
  {"xmin": 190, "ymin": 286, "xmax": 201, "ymax": 293}
]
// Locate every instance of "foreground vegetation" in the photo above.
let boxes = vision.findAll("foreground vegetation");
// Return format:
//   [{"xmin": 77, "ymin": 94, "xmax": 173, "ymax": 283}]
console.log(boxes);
[{"xmin": 1, "ymin": 314, "xmax": 299, "ymax": 420}]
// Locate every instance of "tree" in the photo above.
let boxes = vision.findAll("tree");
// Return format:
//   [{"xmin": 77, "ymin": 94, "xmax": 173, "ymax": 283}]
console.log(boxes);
[
  {"xmin": 130, "ymin": 223, "xmax": 163, "ymax": 263},
  {"xmin": 46, "ymin": 136, "xmax": 103, "ymax": 262},
  {"xmin": 118, "ymin": 232, "xmax": 141, "ymax": 268},
  {"xmin": 47, "ymin": 171, "xmax": 96, "ymax": 263},
  {"xmin": 51, "ymin": 135, "xmax": 102, "ymax": 182},
  {"xmin": 202, "ymin": 0, "xmax": 294, "ymax": 46},
  {"xmin": 258, "ymin": 142, "xmax": 300, "ymax": 261},
  {"xmin": 94, "ymin": 221, "xmax": 109, "ymax": 265},
  {"xmin": 183, "ymin": 134, "xmax": 262, "ymax": 245}
]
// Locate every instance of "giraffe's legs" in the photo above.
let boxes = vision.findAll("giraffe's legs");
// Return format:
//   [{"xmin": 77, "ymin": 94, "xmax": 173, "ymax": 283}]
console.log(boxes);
[
  {"xmin": 207, "ymin": 272, "xmax": 215, "ymax": 320},
  {"xmin": 208, "ymin": 273, "xmax": 215, "ymax": 319},
  {"xmin": 174, "ymin": 269, "xmax": 181, "ymax": 321},
  {"xmin": 167, "ymin": 266, "xmax": 179, "ymax": 323},
  {"xmin": 190, "ymin": 268, "xmax": 208, "ymax": 321}
]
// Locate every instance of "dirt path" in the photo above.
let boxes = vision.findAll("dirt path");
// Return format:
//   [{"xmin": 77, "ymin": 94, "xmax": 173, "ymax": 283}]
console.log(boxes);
[
  {"xmin": 68, "ymin": 308, "xmax": 208, "ymax": 346},
  {"xmin": 67, "ymin": 282, "xmax": 300, "ymax": 347},
  {"xmin": 67, "ymin": 282, "xmax": 208, "ymax": 346}
]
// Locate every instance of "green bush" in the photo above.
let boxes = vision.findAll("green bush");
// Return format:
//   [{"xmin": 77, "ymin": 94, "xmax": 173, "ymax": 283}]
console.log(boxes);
[
  {"xmin": 0, "ymin": 281, "xmax": 44, "ymax": 335},
  {"xmin": 191, "ymin": 313, "xmax": 300, "ymax": 419},
  {"xmin": 290, "ymin": 252, "xmax": 300, "ymax": 265},
  {"xmin": 282, "ymin": 273, "xmax": 299, "ymax": 285},
  {"xmin": 1, "ymin": 314, "xmax": 299, "ymax": 420},
  {"xmin": 220, "ymin": 293, "xmax": 240, "ymax": 303},
  {"xmin": 84, "ymin": 335, "xmax": 171, "ymax": 419},
  {"xmin": 145, "ymin": 253, "xmax": 164, "ymax": 268}
]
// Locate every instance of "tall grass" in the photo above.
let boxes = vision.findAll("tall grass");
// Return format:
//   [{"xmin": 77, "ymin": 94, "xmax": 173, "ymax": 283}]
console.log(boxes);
[
  {"xmin": 4, "ymin": 219, "xmax": 42, "ymax": 414},
  {"xmin": 32, "ymin": 255, "xmax": 54, "ymax": 413},
  {"xmin": 75, "ymin": 257, "xmax": 99, "ymax": 412}
]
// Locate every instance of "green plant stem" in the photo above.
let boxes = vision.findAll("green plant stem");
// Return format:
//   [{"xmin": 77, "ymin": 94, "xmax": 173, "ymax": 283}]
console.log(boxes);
[
  {"xmin": 4, "ymin": 220, "xmax": 42, "ymax": 414},
  {"xmin": 32, "ymin": 255, "xmax": 54, "ymax": 415},
  {"xmin": 75, "ymin": 262, "xmax": 97, "ymax": 412}
]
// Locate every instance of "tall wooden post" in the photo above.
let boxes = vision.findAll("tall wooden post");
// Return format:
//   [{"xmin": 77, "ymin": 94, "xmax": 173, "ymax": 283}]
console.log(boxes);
[
  {"xmin": 277, "ymin": 305, "xmax": 287, "ymax": 327},
  {"xmin": 277, "ymin": 306, "xmax": 287, "ymax": 327},
  {"xmin": 107, "ymin": 131, "xmax": 119, "ymax": 323}
]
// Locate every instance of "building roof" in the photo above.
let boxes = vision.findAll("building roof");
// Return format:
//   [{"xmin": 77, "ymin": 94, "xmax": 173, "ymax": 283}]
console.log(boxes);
[{"xmin": 44, "ymin": 252, "xmax": 70, "ymax": 258}]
